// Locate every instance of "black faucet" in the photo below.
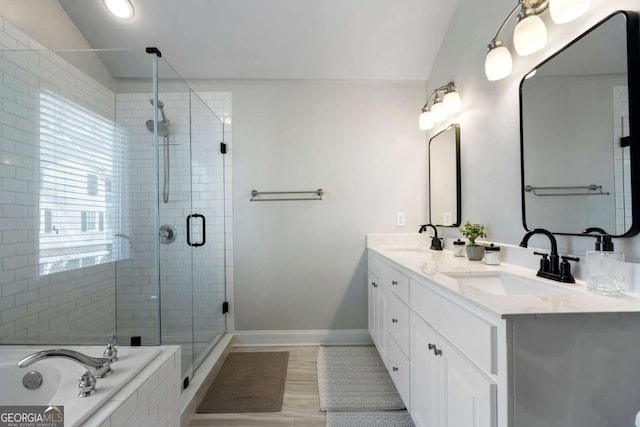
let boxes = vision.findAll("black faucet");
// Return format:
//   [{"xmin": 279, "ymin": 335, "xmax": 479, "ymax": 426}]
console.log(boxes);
[
  {"xmin": 519, "ymin": 228, "xmax": 578, "ymax": 283},
  {"xmin": 419, "ymin": 224, "xmax": 443, "ymax": 251}
]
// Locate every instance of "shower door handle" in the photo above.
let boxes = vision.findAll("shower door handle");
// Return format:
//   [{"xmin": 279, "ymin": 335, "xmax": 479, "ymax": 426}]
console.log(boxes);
[{"xmin": 186, "ymin": 214, "xmax": 206, "ymax": 247}]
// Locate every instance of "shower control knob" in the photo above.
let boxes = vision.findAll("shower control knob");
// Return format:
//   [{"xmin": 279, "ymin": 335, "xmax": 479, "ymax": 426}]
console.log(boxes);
[{"xmin": 159, "ymin": 225, "xmax": 177, "ymax": 244}]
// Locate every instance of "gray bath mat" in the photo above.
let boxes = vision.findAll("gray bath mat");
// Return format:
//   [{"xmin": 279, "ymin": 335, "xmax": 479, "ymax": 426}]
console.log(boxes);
[
  {"xmin": 326, "ymin": 410, "xmax": 415, "ymax": 426},
  {"xmin": 317, "ymin": 346, "xmax": 405, "ymax": 411},
  {"xmin": 197, "ymin": 351, "xmax": 289, "ymax": 413}
]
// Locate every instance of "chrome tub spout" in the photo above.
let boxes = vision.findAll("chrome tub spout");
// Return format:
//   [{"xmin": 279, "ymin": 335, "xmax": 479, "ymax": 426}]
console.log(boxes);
[{"xmin": 18, "ymin": 349, "xmax": 112, "ymax": 378}]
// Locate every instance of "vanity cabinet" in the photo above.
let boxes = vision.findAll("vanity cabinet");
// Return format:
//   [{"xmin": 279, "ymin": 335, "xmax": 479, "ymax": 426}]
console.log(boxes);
[
  {"xmin": 368, "ymin": 242, "xmax": 640, "ymax": 427},
  {"xmin": 368, "ymin": 250, "xmax": 499, "ymax": 427}
]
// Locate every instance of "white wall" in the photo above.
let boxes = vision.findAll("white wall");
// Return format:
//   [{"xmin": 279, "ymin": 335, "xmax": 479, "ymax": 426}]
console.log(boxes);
[
  {"xmin": 426, "ymin": 0, "xmax": 640, "ymax": 260},
  {"xmin": 0, "ymin": 0, "xmax": 113, "ymax": 87},
  {"xmin": 190, "ymin": 80, "xmax": 427, "ymax": 331}
]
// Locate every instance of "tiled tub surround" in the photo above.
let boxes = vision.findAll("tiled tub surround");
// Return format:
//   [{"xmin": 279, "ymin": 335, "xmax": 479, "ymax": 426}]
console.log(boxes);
[
  {"xmin": 0, "ymin": 345, "xmax": 181, "ymax": 427},
  {"xmin": 367, "ymin": 233, "xmax": 640, "ymax": 427}
]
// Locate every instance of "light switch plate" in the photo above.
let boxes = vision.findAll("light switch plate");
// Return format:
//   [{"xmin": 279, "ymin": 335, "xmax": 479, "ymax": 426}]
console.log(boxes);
[{"xmin": 396, "ymin": 212, "xmax": 406, "ymax": 227}]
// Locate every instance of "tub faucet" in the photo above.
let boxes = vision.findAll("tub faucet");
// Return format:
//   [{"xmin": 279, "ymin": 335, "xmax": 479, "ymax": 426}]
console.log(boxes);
[
  {"xmin": 419, "ymin": 224, "xmax": 443, "ymax": 251},
  {"xmin": 18, "ymin": 349, "xmax": 112, "ymax": 378},
  {"xmin": 519, "ymin": 228, "xmax": 578, "ymax": 283}
]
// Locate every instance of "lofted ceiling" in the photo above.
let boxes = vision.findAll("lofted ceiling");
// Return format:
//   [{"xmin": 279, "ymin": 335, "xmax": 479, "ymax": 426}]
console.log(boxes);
[{"xmin": 57, "ymin": 0, "xmax": 458, "ymax": 81}]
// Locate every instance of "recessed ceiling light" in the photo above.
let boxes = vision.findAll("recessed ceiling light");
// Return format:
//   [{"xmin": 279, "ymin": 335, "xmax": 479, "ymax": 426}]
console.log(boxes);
[{"xmin": 103, "ymin": 0, "xmax": 135, "ymax": 20}]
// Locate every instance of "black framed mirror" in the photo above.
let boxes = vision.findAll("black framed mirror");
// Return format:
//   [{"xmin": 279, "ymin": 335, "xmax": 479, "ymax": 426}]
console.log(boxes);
[
  {"xmin": 520, "ymin": 11, "xmax": 640, "ymax": 237},
  {"xmin": 429, "ymin": 123, "xmax": 461, "ymax": 227}
]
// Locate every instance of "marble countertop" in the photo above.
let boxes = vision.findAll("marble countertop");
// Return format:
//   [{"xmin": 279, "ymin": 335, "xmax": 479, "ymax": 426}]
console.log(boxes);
[{"xmin": 368, "ymin": 244, "xmax": 640, "ymax": 318}]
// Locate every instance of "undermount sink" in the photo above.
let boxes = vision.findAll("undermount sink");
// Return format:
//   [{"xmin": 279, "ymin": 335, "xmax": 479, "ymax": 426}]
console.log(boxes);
[{"xmin": 441, "ymin": 271, "xmax": 580, "ymax": 296}]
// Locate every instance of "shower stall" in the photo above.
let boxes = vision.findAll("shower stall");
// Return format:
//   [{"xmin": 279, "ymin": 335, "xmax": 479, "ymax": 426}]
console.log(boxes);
[{"xmin": 0, "ymin": 45, "xmax": 228, "ymax": 385}]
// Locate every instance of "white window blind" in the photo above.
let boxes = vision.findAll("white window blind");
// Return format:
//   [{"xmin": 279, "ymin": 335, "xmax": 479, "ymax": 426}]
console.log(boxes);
[{"xmin": 39, "ymin": 90, "xmax": 126, "ymax": 276}]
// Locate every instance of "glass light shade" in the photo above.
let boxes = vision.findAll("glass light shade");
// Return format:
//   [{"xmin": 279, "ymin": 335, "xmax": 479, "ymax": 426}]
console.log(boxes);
[
  {"xmin": 419, "ymin": 110, "xmax": 435, "ymax": 131},
  {"xmin": 430, "ymin": 101, "xmax": 446, "ymax": 122},
  {"xmin": 549, "ymin": 0, "xmax": 590, "ymax": 24},
  {"xmin": 103, "ymin": 0, "xmax": 135, "ymax": 19},
  {"xmin": 513, "ymin": 15, "xmax": 548, "ymax": 56},
  {"xmin": 443, "ymin": 91, "xmax": 462, "ymax": 114},
  {"xmin": 485, "ymin": 45, "xmax": 513, "ymax": 81}
]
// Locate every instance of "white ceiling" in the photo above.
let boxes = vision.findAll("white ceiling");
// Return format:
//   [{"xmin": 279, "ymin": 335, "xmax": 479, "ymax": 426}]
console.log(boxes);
[{"xmin": 57, "ymin": 0, "xmax": 458, "ymax": 81}]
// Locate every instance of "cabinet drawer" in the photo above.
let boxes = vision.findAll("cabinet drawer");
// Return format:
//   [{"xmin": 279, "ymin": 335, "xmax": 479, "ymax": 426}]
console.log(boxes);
[
  {"xmin": 369, "ymin": 253, "xmax": 409, "ymax": 303},
  {"xmin": 388, "ymin": 339, "xmax": 411, "ymax": 411},
  {"xmin": 387, "ymin": 292, "xmax": 410, "ymax": 357},
  {"xmin": 411, "ymin": 280, "xmax": 497, "ymax": 375}
]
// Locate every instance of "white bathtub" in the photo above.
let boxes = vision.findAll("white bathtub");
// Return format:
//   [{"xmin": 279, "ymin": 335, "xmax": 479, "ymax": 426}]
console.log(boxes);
[{"xmin": 0, "ymin": 346, "xmax": 159, "ymax": 427}]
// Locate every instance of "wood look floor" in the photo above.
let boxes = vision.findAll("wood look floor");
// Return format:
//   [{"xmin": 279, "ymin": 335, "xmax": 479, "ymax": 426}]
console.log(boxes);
[{"xmin": 189, "ymin": 346, "xmax": 326, "ymax": 427}]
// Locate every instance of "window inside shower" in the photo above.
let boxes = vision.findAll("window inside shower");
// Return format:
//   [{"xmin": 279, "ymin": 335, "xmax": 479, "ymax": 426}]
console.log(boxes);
[{"xmin": 38, "ymin": 90, "xmax": 126, "ymax": 277}]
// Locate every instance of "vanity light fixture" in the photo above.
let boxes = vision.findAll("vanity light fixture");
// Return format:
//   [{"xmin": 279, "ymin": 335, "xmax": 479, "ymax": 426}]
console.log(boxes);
[
  {"xmin": 418, "ymin": 82, "xmax": 461, "ymax": 131},
  {"xmin": 485, "ymin": 0, "xmax": 590, "ymax": 81},
  {"xmin": 103, "ymin": 0, "xmax": 135, "ymax": 20}
]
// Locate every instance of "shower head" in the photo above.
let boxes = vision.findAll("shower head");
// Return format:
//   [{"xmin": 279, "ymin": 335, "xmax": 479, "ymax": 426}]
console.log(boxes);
[
  {"xmin": 149, "ymin": 98, "xmax": 170, "ymax": 124},
  {"xmin": 147, "ymin": 98, "xmax": 170, "ymax": 137},
  {"xmin": 150, "ymin": 98, "xmax": 164, "ymax": 109},
  {"xmin": 146, "ymin": 119, "xmax": 170, "ymax": 137}
]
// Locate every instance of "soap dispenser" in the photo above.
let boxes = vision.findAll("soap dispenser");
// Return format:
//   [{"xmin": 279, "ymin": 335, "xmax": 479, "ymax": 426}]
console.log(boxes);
[{"xmin": 585, "ymin": 234, "xmax": 626, "ymax": 295}]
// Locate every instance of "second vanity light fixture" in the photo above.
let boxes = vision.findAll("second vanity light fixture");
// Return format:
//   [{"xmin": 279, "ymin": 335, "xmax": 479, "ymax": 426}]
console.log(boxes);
[
  {"xmin": 418, "ymin": 82, "xmax": 462, "ymax": 131},
  {"xmin": 485, "ymin": 0, "xmax": 591, "ymax": 81}
]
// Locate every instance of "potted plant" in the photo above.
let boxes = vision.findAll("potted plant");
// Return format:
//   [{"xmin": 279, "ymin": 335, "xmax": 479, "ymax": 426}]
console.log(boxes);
[{"xmin": 459, "ymin": 222, "xmax": 486, "ymax": 261}]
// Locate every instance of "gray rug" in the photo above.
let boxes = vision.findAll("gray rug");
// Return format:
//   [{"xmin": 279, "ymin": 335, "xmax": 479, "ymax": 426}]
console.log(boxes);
[
  {"xmin": 326, "ymin": 410, "xmax": 415, "ymax": 427},
  {"xmin": 317, "ymin": 346, "xmax": 405, "ymax": 411},
  {"xmin": 197, "ymin": 351, "xmax": 289, "ymax": 413}
]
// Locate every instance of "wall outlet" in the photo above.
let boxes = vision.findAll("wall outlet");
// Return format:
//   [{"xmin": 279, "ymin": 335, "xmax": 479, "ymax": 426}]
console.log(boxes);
[
  {"xmin": 443, "ymin": 212, "xmax": 452, "ymax": 226},
  {"xmin": 396, "ymin": 212, "xmax": 406, "ymax": 227}
]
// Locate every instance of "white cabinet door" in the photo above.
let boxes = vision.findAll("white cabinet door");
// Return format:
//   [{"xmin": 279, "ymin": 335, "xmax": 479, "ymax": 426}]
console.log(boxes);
[
  {"xmin": 439, "ymin": 338, "xmax": 497, "ymax": 427},
  {"xmin": 411, "ymin": 315, "xmax": 440, "ymax": 427},
  {"xmin": 375, "ymin": 284, "xmax": 387, "ymax": 364},
  {"xmin": 368, "ymin": 272, "xmax": 377, "ymax": 342},
  {"xmin": 388, "ymin": 338, "xmax": 412, "ymax": 410}
]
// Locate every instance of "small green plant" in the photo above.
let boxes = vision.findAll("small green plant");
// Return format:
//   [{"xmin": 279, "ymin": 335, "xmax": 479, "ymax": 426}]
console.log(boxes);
[{"xmin": 459, "ymin": 222, "xmax": 486, "ymax": 246}]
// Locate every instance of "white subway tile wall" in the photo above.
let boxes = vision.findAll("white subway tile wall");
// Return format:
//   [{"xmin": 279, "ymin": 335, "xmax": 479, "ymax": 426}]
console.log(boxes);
[
  {"xmin": 613, "ymin": 86, "xmax": 631, "ymax": 235},
  {"xmin": 0, "ymin": 18, "xmax": 116, "ymax": 343}
]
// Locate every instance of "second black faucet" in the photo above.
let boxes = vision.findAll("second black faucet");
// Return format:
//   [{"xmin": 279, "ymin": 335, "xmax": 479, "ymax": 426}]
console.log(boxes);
[
  {"xmin": 519, "ymin": 228, "xmax": 578, "ymax": 283},
  {"xmin": 419, "ymin": 224, "xmax": 443, "ymax": 251}
]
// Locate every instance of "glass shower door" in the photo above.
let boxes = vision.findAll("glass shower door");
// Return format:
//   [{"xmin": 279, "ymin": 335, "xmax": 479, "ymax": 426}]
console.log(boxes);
[
  {"xmin": 189, "ymin": 90, "xmax": 227, "ymax": 374},
  {"xmin": 156, "ymin": 60, "xmax": 196, "ymax": 382},
  {"xmin": 155, "ymin": 59, "xmax": 227, "ymax": 385}
]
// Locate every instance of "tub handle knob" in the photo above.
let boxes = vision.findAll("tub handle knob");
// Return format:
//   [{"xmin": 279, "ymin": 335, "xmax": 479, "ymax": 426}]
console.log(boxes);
[
  {"xmin": 78, "ymin": 371, "xmax": 97, "ymax": 398},
  {"xmin": 103, "ymin": 335, "xmax": 118, "ymax": 362}
]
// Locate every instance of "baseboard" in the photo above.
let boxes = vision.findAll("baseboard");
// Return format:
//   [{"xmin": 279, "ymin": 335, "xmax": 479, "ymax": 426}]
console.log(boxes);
[{"xmin": 233, "ymin": 329, "xmax": 373, "ymax": 346}]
